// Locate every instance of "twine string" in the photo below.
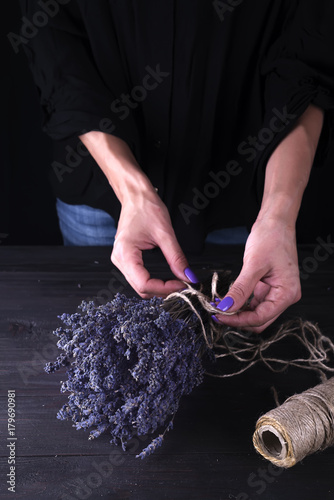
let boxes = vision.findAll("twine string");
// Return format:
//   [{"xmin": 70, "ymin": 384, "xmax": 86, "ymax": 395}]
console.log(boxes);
[
  {"xmin": 166, "ymin": 272, "xmax": 334, "ymax": 467},
  {"xmin": 164, "ymin": 272, "xmax": 334, "ymax": 379}
]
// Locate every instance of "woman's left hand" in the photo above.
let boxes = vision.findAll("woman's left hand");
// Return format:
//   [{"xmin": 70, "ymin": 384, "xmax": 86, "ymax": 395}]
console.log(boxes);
[{"xmin": 213, "ymin": 217, "xmax": 301, "ymax": 333}]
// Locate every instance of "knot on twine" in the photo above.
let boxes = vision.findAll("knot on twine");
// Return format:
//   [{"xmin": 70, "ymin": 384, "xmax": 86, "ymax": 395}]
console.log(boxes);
[
  {"xmin": 163, "ymin": 271, "xmax": 334, "ymax": 379},
  {"xmin": 253, "ymin": 377, "xmax": 334, "ymax": 468}
]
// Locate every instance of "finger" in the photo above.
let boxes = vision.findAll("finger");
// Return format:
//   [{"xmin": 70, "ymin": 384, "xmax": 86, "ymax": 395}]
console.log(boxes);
[
  {"xmin": 111, "ymin": 242, "xmax": 185, "ymax": 298},
  {"xmin": 214, "ymin": 305, "xmax": 280, "ymax": 332},
  {"xmin": 248, "ymin": 281, "xmax": 271, "ymax": 310},
  {"xmin": 215, "ymin": 282, "xmax": 299, "ymax": 330},
  {"xmin": 248, "ymin": 314, "xmax": 281, "ymax": 334},
  {"xmin": 157, "ymin": 231, "xmax": 199, "ymax": 284},
  {"xmin": 215, "ymin": 264, "xmax": 266, "ymax": 314},
  {"xmin": 220, "ymin": 311, "xmax": 281, "ymax": 333}
]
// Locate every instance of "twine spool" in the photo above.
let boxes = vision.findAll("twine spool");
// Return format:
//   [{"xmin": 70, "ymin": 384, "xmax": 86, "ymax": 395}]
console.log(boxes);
[{"xmin": 253, "ymin": 377, "xmax": 334, "ymax": 468}]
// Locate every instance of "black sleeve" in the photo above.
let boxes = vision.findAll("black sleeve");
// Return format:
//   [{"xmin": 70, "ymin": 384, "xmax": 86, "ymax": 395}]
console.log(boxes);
[
  {"xmin": 18, "ymin": 0, "xmax": 139, "ymax": 153},
  {"xmin": 256, "ymin": 0, "xmax": 334, "ymax": 175}
]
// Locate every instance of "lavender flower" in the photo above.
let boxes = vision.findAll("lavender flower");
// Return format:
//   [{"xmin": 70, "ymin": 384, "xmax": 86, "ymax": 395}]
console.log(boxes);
[{"xmin": 45, "ymin": 294, "xmax": 208, "ymax": 457}]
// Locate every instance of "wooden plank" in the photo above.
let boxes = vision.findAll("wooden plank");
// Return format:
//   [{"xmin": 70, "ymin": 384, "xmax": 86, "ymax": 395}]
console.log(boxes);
[
  {"xmin": 1, "ymin": 452, "xmax": 334, "ymax": 500},
  {"xmin": 0, "ymin": 364, "xmax": 326, "ymax": 455},
  {"xmin": 1, "ymin": 245, "xmax": 334, "ymax": 499}
]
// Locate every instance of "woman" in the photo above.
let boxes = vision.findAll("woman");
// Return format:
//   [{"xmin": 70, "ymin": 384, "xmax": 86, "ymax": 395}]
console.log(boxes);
[{"xmin": 19, "ymin": 0, "xmax": 334, "ymax": 332}]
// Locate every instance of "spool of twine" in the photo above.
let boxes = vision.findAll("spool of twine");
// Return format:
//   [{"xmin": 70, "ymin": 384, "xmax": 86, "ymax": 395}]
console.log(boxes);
[{"xmin": 253, "ymin": 377, "xmax": 334, "ymax": 468}]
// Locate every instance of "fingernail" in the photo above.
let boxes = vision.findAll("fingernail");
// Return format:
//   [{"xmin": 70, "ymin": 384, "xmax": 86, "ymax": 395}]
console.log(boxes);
[
  {"xmin": 184, "ymin": 267, "xmax": 199, "ymax": 284},
  {"xmin": 216, "ymin": 296, "xmax": 234, "ymax": 312},
  {"xmin": 211, "ymin": 315, "xmax": 220, "ymax": 323}
]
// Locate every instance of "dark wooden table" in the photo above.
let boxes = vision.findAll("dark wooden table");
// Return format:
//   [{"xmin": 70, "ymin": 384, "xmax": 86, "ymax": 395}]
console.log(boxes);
[{"xmin": 1, "ymin": 244, "xmax": 334, "ymax": 500}]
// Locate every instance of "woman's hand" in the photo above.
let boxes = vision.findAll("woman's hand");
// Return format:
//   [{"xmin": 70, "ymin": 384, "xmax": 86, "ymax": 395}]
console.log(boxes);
[
  {"xmin": 213, "ymin": 103, "xmax": 324, "ymax": 332},
  {"xmin": 214, "ymin": 217, "xmax": 301, "ymax": 332},
  {"xmin": 78, "ymin": 131, "xmax": 196, "ymax": 297},
  {"xmin": 111, "ymin": 188, "xmax": 192, "ymax": 298}
]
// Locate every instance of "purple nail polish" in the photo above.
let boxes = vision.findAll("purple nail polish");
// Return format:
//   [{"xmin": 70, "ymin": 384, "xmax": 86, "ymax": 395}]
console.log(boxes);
[
  {"xmin": 184, "ymin": 267, "xmax": 199, "ymax": 284},
  {"xmin": 216, "ymin": 296, "xmax": 234, "ymax": 312},
  {"xmin": 211, "ymin": 315, "xmax": 220, "ymax": 323}
]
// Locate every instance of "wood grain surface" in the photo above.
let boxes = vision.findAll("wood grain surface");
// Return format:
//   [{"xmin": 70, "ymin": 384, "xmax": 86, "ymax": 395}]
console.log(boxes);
[{"xmin": 1, "ymin": 244, "xmax": 333, "ymax": 500}]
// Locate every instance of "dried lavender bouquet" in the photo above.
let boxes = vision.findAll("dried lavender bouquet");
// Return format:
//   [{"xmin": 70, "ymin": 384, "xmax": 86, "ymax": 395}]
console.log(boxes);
[
  {"xmin": 44, "ymin": 272, "xmax": 229, "ymax": 458},
  {"xmin": 45, "ymin": 271, "xmax": 334, "ymax": 458}
]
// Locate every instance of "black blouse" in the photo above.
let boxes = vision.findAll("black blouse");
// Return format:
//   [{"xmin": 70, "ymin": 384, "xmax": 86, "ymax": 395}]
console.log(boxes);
[{"xmin": 19, "ymin": 0, "xmax": 334, "ymax": 252}]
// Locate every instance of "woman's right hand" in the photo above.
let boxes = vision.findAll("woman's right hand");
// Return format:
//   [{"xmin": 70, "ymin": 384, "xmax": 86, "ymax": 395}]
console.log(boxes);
[
  {"xmin": 78, "ymin": 131, "xmax": 194, "ymax": 298},
  {"xmin": 112, "ymin": 188, "xmax": 191, "ymax": 298}
]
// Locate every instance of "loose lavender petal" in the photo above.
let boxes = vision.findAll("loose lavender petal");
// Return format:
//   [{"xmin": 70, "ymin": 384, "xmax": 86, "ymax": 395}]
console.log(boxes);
[{"xmin": 136, "ymin": 435, "xmax": 164, "ymax": 459}]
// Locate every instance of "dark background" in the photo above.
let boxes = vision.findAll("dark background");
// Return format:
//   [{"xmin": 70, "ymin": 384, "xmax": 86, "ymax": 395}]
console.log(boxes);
[
  {"xmin": 2, "ymin": 2, "xmax": 62, "ymax": 245},
  {"xmin": 2, "ymin": 2, "xmax": 333, "ymax": 246}
]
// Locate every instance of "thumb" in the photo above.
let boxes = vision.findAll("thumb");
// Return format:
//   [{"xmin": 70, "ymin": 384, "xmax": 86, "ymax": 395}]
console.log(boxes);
[
  {"xmin": 158, "ymin": 232, "xmax": 198, "ymax": 284},
  {"xmin": 216, "ymin": 267, "xmax": 262, "ymax": 313}
]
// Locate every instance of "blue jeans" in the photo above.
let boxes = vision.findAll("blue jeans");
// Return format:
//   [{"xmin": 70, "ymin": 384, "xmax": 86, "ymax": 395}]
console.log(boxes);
[{"xmin": 56, "ymin": 198, "xmax": 248, "ymax": 246}]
